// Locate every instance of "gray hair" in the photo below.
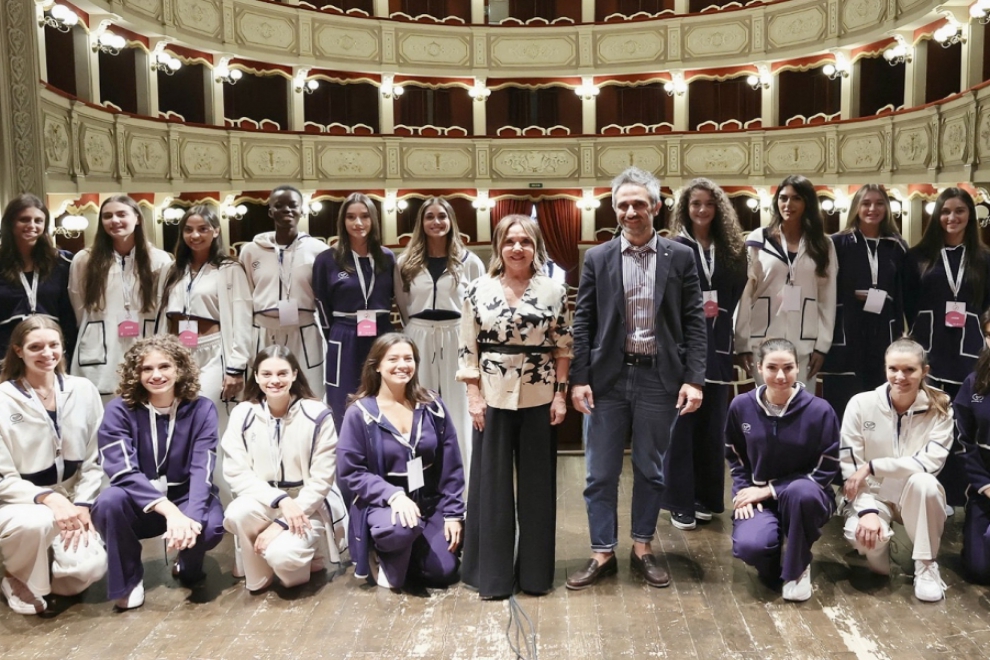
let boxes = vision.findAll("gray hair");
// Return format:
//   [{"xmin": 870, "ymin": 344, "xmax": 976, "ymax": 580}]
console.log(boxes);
[{"xmin": 611, "ymin": 167, "xmax": 661, "ymax": 208}]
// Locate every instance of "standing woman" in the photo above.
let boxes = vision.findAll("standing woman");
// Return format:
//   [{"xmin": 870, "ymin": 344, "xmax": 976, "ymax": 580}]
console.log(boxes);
[
  {"xmin": 663, "ymin": 178, "xmax": 747, "ymax": 530},
  {"xmin": 842, "ymin": 338, "xmax": 952, "ymax": 602},
  {"xmin": 0, "ymin": 195, "xmax": 76, "ymax": 360},
  {"xmin": 726, "ymin": 338, "xmax": 840, "ymax": 601},
  {"xmin": 69, "ymin": 195, "xmax": 172, "ymax": 400},
  {"xmin": 338, "ymin": 333, "xmax": 465, "ymax": 590},
  {"xmin": 457, "ymin": 214, "xmax": 572, "ymax": 599},
  {"xmin": 239, "ymin": 186, "xmax": 328, "ymax": 400},
  {"xmin": 91, "ymin": 335, "xmax": 224, "ymax": 610},
  {"xmin": 735, "ymin": 176, "xmax": 838, "ymax": 386},
  {"xmin": 0, "ymin": 316, "xmax": 106, "ymax": 615},
  {"xmin": 159, "ymin": 205, "xmax": 253, "ymax": 419},
  {"xmin": 394, "ymin": 197, "xmax": 484, "ymax": 477},
  {"xmin": 221, "ymin": 346, "xmax": 339, "ymax": 592},
  {"xmin": 314, "ymin": 193, "xmax": 395, "ymax": 432},
  {"xmin": 821, "ymin": 186, "xmax": 909, "ymax": 421}
]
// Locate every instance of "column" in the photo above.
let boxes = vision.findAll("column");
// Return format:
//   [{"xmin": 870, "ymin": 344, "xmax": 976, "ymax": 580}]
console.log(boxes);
[
  {"xmin": 581, "ymin": 0, "xmax": 595, "ymax": 22},
  {"xmin": 382, "ymin": 190, "xmax": 399, "ymax": 245},
  {"xmin": 288, "ymin": 66, "xmax": 308, "ymax": 132},
  {"xmin": 380, "ymin": 81, "xmax": 395, "ymax": 134},
  {"xmin": 840, "ymin": 58, "xmax": 860, "ymax": 120},
  {"xmin": 962, "ymin": 20, "xmax": 985, "ymax": 90},
  {"xmin": 670, "ymin": 73, "xmax": 688, "ymax": 131},
  {"xmin": 902, "ymin": 196, "xmax": 925, "ymax": 245},
  {"xmin": 76, "ymin": 21, "xmax": 99, "ymax": 103},
  {"xmin": 373, "ymin": 0, "xmax": 389, "ymax": 17},
  {"xmin": 471, "ymin": 0, "xmax": 486, "ymax": 23},
  {"xmin": 136, "ymin": 45, "xmax": 156, "ymax": 118},
  {"xmin": 472, "ymin": 82, "xmax": 487, "ymax": 136},
  {"xmin": 903, "ymin": 34, "xmax": 927, "ymax": 108},
  {"xmin": 673, "ymin": 0, "xmax": 690, "ymax": 13}
]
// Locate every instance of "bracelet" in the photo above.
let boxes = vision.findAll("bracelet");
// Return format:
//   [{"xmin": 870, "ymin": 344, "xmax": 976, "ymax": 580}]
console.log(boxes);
[{"xmin": 554, "ymin": 382, "xmax": 569, "ymax": 393}]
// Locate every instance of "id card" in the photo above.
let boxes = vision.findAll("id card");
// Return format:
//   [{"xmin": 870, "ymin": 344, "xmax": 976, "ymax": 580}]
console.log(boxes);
[
  {"xmin": 878, "ymin": 477, "xmax": 905, "ymax": 503},
  {"xmin": 178, "ymin": 320, "xmax": 198, "ymax": 347},
  {"xmin": 863, "ymin": 288, "xmax": 887, "ymax": 315},
  {"xmin": 151, "ymin": 476, "xmax": 168, "ymax": 493},
  {"xmin": 406, "ymin": 456, "xmax": 424, "ymax": 492},
  {"xmin": 278, "ymin": 300, "xmax": 299, "ymax": 326},
  {"xmin": 702, "ymin": 291, "xmax": 719, "ymax": 318},
  {"xmin": 946, "ymin": 301, "xmax": 966, "ymax": 328},
  {"xmin": 779, "ymin": 284, "xmax": 801, "ymax": 312},
  {"xmin": 118, "ymin": 316, "xmax": 140, "ymax": 338},
  {"xmin": 356, "ymin": 310, "xmax": 378, "ymax": 337}
]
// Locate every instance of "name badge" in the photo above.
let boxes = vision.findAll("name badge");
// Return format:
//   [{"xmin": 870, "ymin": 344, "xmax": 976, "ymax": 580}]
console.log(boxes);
[
  {"xmin": 779, "ymin": 284, "xmax": 801, "ymax": 313},
  {"xmin": 278, "ymin": 300, "xmax": 299, "ymax": 326},
  {"xmin": 356, "ymin": 310, "xmax": 377, "ymax": 337},
  {"xmin": 863, "ymin": 288, "xmax": 887, "ymax": 315},
  {"xmin": 946, "ymin": 301, "xmax": 966, "ymax": 328},
  {"xmin": 406, "ymin": 456, "xmax": 424, "ymax": 492},
  {"xmin": 118, "ymin": 316, "xmax": 140, "ymax": 338},
  {"xmin": 178, "ymin": 320, "xmax": 199, "ymax": 347},
  {"xmin": 151, "ymin": 476, "xmax": 168, "ymax": 493},
  {"xmin": 702, "ymin": 291, "xmax": 719, "ymax": 318}
]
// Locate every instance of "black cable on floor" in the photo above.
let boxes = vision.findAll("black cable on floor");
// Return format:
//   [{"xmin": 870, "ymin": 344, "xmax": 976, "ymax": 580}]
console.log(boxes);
[{"xmin": 506, "ymin": 592, "xmax": 538, "ymax": 660}]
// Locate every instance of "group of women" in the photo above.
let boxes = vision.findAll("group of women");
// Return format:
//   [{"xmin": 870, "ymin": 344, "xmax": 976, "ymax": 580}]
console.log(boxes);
[{"xmin": 4, "ymin": 175, "xmax": 990, "ymax": 614}]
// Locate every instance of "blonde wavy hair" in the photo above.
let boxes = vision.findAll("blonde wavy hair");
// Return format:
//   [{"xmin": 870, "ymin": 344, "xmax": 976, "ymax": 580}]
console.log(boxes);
[
  {"xmin": 116, "ymin": 335, "xmax": 201, "ymax": 408},
  {"xmin": 487, "ymin": 214, "xmax": 548, "ymax": 277}
]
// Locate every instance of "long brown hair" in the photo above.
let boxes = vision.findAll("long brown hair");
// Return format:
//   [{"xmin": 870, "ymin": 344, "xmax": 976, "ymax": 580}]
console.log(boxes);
[
  {"xmin": 397, "ymin": 197, "xmax": 470, "ymax": 291},
  {"xmin": 348, "ymin": 333, "xmax": 432, "ymax": 406},
  {"xmin": 769, "ymin": 175, "xmax": 831, "ymax": 278},
  {"xmin": 331, "ymin": 193, "xmax": 388, "ymax": 274},
  {"xmin": 885, "ymin": 337, "xmax": 950, "ymax": 418},
  {"xmin": 0, "ymin": 194, "xmax": 60, "ymax": 284},
  {"xmin": 670, "ymin": 178, "xmax": 746, "ymax": 273},
  {"xmin": 82, "ymin": 195, "xmax": 157, "ymax": 314},
  {"xmin": 242, "ymin": 345, "xmax": 317, "ymax": 403},
  {"xmin": 161, "ymin": 205, "xmax": 239, "ymax": 305},
  {"xmin": 0, "ymin": 315, "xmax": 66, "ymax": 383},
  {"xmin": 840, "ymin": 184, "xmax": 901, "ymax": 238},
  {"xmin": 116, "ymin": 335, "xmax": 200, "ymax": 408}
]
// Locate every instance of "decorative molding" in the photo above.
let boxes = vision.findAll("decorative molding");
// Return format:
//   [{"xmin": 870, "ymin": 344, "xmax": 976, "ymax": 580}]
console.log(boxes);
[{"xmin": 1, "ymin": 0, "xmax": 45, "ymax": 197}]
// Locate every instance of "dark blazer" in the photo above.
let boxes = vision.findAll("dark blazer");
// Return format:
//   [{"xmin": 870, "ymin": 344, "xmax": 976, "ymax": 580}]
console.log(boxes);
[{"xmin": 571, "ymin": 234, "xmax": 708, "ymax": 395}]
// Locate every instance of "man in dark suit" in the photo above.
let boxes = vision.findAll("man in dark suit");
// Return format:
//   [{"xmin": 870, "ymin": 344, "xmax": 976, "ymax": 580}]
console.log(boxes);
[{"xmin": 566, "ymin": 167, "xmax": 707, "ymax": 590}]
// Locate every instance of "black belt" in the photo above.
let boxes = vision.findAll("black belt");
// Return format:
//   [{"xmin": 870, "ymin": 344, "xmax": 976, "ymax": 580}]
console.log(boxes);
[
  {"xmin": 623, "ymin": 353, "xmax": 655, "ymax": 368},
  {"xmin": 478, "ymin": 343, "xmax": 553, "ymax": 355},
  {"xmin": 268, "ymin": 480, "xmax": 304, "ymax": 488}
]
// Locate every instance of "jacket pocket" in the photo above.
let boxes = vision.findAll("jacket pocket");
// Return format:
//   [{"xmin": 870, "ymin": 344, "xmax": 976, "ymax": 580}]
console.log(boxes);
[
  {"xmin": 910, "ymin": 311, "xmax": 934, "ymax": 352},
  {"xmin": 300, "ymin": 323, "xmax": 325, "ymax": 369},
  {"xmin": 750, "ymin": 296, "xmax": 770, "ymax": 338},
  {"xmin": 963, "ymin": 312, "xmax": 984, "ymax": 359},
  {"xmin": 800, "ymin": 298, "xmax": 819, "ymax": 341},
  {"xmin": 77, "ymin": 321, "xmax": 107, "ymax": 366},
  {"xmin": 831, "ymin": 303, "xmax": 846, "ymax": 347}
]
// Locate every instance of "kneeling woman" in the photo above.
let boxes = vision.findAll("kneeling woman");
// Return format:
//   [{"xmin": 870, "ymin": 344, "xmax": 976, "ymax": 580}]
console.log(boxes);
[
  {"xmin": 0, "ymin": 316, "xmax": 106, "ymax": 615},
  {"xmin": 841, "ymin": 337, "xmax": 952, "ymax": 602},
  {"xmin": 338, "ymin": 333, "xmax": 465, "ymax": 590},
  {"xmin": 221, "ymin": 346, "xmax": 339, "ymax": 592},
  {"xmin": 92, "ymin": 335, "xmax": 224, "ymax": 610},
  {"xmin": 726, "ymin": 338, "xmax": 840, "ymax": 601}
]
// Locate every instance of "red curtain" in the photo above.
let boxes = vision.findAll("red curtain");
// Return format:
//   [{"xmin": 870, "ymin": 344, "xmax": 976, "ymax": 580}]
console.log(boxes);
[
  {"xmin": 536, "ymin": 198, "xmax": 581, "ymax": 286},
  {"xmin": 491, "ymin": 198, "xmax": 533, "ymax": 234}
]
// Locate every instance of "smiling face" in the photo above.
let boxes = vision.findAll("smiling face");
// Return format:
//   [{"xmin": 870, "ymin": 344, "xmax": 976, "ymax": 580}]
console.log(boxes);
[
  {"xmin": 614, "ymin": 183, "xmax": 659, "ymax": 245},
  {"xmin": 421, "ymin": 203, "xmax": 451, "ymax": 241},
  {"xmin": 344, "ymin": 202, "xmax": 373, "ymax": 244},
  {"xmin": 255, "ymin": 357, "xmax": 297, "ymax": 401},
  {"xmin": 500, "ymin": 223, "xmax": 536, "ymax": 277},
  {"xmin": 140, "ymin": 349, "xmax": 177, "ymax": 402},
  {"xmin": 182, "ymin": 214, "xmax": 219, "ymax": 257},
  {"xmin": 886, "ymin": 349, "xmax": 927, "ymax": 399},
  {"xmin": 377, "ymin": 342, "xmax": 417, "ymax": 391},
  {"xmin": 15, "ymin": 328, "xmax": 62, "ymax": 378},
  {"xmin": 268, "ymin": 189, "xmax": 302, "ymax": 235},
  {"xmin": 939, "ymin": 196, "xmax": 969, "ymax": 246},
  {"xmin": 12, "ymin": 206, "xmax": 46, "ymax": 252},
  {"xmin": 777, "ymin": 186, "xmax": 806, "ymax": 225},
  {"xmin": 758, "ymin": 349, "xmax": 798, "ymax": 395},
  {"xmin": 687, "ymin": 188, "xmax": 716, "ymax": 236},
  {"xmin": 857, "ymin": 190, "xmax": 887, "ymax": 232},
  {"xmin": 101, "ymin": 201, "xmax": 140, "ymax": 243}
]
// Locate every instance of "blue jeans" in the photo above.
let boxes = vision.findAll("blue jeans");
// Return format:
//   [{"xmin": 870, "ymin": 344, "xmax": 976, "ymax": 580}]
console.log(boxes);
[{"xmin": 583, "ymin": 365, "xmax": 678, "ymax": 552}]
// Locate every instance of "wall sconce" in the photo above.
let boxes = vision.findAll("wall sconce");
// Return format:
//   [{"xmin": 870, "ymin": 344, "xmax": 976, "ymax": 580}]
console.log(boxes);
[
  {"xmin": 152, "ymin": 47, "xmax": 182, "ymax": 75},
  {"xmin": 745, "ymin": 191, "xmax": 773, "ymax": 212},
  {"xmin": 160, "ymin": 207, "xmax": 184, "ymax": 225},
  {"xmin": 933, "ymin": 16, "xmax": 965, "ymax": 47},
  {"xmin": 308, "ymin": 200, "xmax": 323, "ymax": 215},
  {"xmin": 889, "ymin": 199, "xmax": 905, "ymax": 218},
  {"xmin": 575, "ymin": 77, "xmax": 600, "ymax": 101},
  {"xmin": 381, "ymin": 76, "xmax": 404, "ymax": 99},
  {"xmin": 746, "ymin": 66, "xmax": 771, "ymax": 91},
  {"xmin": 663, "ymin": 73, "xmax": 687, "ymax": 97},
  {"xmin": 820, "ymin": 197, "xmax": 849, "ymax": 215},
  {"xmin": 294, "ymin": 69, "xmax": 319, "ymax": 94},
  {"xmin": 883, "ymin": 36, "xmax": 913, "ymax": 65},
  {"xmin": 384, "ymin": 194, "xmax": 408, "ymax": 214},
  {"xmin": 971, "ymin": 0, "xmax": 990, "ymax": 24},
  {"xmin": 93, "ymin": 30, "xmax": 126, "ymax": 56},
  {"xmin": 822, "ymin": 52, "xmax": 850, "ymax": 80},
  {"xmin": 472, "ymin": 193, "xmax": 495, "ymax": 211},
  {"xmin": 38, "ymin": 2, "xmax": 78, "ymax": 32},
  {"xmin": 577, "ymin": 192, "xmax": 601, "ymax": 212},
  {"xmin": 469, "ymin": 79, "xmax": 491, "ymax": 101},
  {"xmin": 53, "ymin": 214, "xmax": 88, "ymax": 239},
  {"xmin": 215, "ymin": 58, "xmax": 243, "ymax": 85},
  {"xmin": 925, "ymin": 201, "xmax": 936, "ymax": 215},
  {"xmin": 222, "ymin": 203, "xmax": 248, "ymax": 220}
]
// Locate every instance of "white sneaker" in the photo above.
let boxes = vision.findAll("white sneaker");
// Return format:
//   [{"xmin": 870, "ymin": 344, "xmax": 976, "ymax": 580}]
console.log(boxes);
[
  {"xmin": 1, "ymin": 576, "xmax": 46, "ymax": 615},
  {"xmin": 114, "ymin": 582, "xmax": 145, "ymax": 610},
  {"xmin": 914, "ymin": 561, "xmax": 946, "ymax": 602},
  {"xmin": 782, "ymin": 565, "xmax": 812, "ymax": 602}
]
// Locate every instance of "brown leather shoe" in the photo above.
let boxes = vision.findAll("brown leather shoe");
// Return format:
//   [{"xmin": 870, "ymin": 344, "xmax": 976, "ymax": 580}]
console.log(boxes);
[
  {"xmin": 565, "ymin": 554, "xmax": 618, "ymax": 590},
  {"xmin": 629, "ymin": 549, "xmax": 670, "ymax": 588}
]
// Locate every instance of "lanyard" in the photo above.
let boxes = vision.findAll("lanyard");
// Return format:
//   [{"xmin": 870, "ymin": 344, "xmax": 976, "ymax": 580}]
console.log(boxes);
[
  {"xmin": 864, "ymin": 236, "xmax": 880, "ymax": 289},
  {"xmin": 147, "ymin": 400, "xmax": 178, "ymax": 475},
  {"xmin": 696, "ymin": 241, "xmax": 715, "ymax": 288},
  {"xmin": 940, "ymin": 246, "xmax": 967, "ymax": 300},
  {"xmin": 352, "ymin": 251, "xmax": 375, "ymax": 309},
  {"xmin": 183, "ymin": 264, "xmax": 206, "ymax": 315},
  {"xmin": 389, "ymin": 410, "xmax": 423, "ymax": 459},
  {"xmin": 781, "ymin": 238, "xmax": 801, "ymax": 285},
  {"xmin": 119, "ymin": 251, "xmax": 135, "ymax": 313},
  {"xmin": 23, "ymin": 379, "xmax": 63, "ymax": 483},
  {"xmin": 18, "ymin": 271, "xmax": 38, "ymax": 313},
  {"xmin": 263, "ymin": 401, "xmax": 284, "ymax": 482},
  {"xmin": 275, "ymin": 239, "xmax": 296, "ymax": 301}
]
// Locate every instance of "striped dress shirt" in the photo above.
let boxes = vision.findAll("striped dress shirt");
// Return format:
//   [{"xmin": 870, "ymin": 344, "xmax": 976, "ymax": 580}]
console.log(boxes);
[{"xmin": 620, "ymin": 232, "xmax": 658, "ymax": 355}]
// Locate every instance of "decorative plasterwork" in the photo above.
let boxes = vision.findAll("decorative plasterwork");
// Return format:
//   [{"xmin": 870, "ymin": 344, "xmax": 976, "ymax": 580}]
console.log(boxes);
[
  {"xmin": 595, "ymin": 31, "xmax": 666, "ymax": 65},
  {"xmin": 180, "ymin": 139, "xmax": 229, "ymax": 178},
  {"xmin": 682, "ymin": 143, "xmax": 749, "ymax": 175},
  {"xmin": 841, "ymin": 0, "xmax": 886, "ymax": 32},
  {"xmin": 403, "ymin": 147, "xmax": 474, "ymax": 178},
  {"xmin": 765, "ymin": 137, "xmax": 826, "ymax": 174},
  {"xmin": 683, "ymin": 22, "xmax": 749, "ymax": 58},
  {"xmin": 127, "ymin": 134, "xmax": 170, "ymax": 177},
  {"xmin": 397, "ymin": 33, "xmax": 471, "ymax": 67},
  {"xmin": 318, "ymin": 145, "xmax": 384, "ymax": 178},
  {"xmin": 839, "ymin": 133, "xmax": 885, "ymax": 171},
  {"xmin": 1, "ymin": 0, "xmax": 45, "ymax": 197},
  {"xmin": 894, "ymin": 124, "xmax": 930, "ymax": 168},
  {"xmin": 175, "ymin": 0, "xmax": 221, "ymax": 37},
  {"xmin": 235, "ymin": 9, "xmax": 296, "ymax": 52},
  {"xmin": 243, "ymin": 144, "xmax": 301, "ymax": 179},
  {"xmin": 491, "ymin": 148, "xmax": 579, "ymax": 178},
  {"xmin": 597, "ymin": 146, "xmax": 664, "ymax": 176},
  {"xmin": 766, "ymin": 6, "xmax": 827, "ymax": 49},
  {"xmin": 490, "ymin": 36, "xmax": 577, "ymax": 68},
  {"xmin": 314, "ymin": 23, "xmax": 379, "ymax": 62}
]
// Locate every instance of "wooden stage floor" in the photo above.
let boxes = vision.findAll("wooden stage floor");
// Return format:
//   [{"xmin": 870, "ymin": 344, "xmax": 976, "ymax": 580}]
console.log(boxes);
[{"xmin": 3, "ymin": 455, "xmax": 990, "ymax": 659}]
